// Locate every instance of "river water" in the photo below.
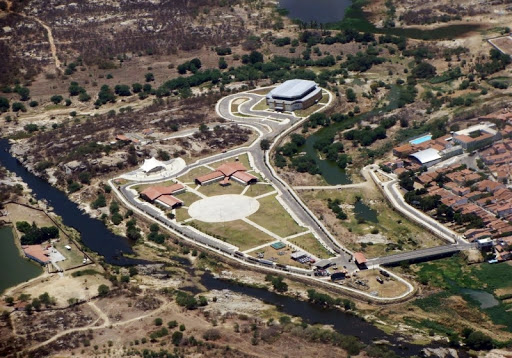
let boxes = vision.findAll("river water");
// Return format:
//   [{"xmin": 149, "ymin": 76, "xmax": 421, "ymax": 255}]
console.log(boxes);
[
  {"xmin": 278, "ymin": 0, "xmax": 351, "ymax": 24},
  {"xmin": 0, "ymin": 139, "xmax": 143, "ymax": 265},
  {"xmin": 0, "ymin": 226, "xmax": 42, "ymax": 293}
]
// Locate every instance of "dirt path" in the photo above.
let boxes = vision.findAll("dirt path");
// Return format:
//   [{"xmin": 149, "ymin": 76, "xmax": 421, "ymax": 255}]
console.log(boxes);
[
  {"xmin": 27, "ymin": 300, "xmax": 171, "ymax": 352},
  {"xmin": 26, "ymin": 15, "xmax": 61, "ymax": 73},
  {"xmin": 12, "ymin": 11, "xmax": 62, "ymax": 73}
]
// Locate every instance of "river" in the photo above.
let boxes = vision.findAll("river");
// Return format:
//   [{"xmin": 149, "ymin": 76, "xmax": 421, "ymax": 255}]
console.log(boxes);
[
  {"xmin": 0, "ymin": 139, "xmax": 143, "ymax": 265},
  {"xmin": 278, "ymin": 0, "xmax": 351, "ymax": 24},
  {"xmin": 0, "ymin": 226, "xmax": 42, "ymax": 294},
  {"xmin": 200, "ymin": 272, "xmax": 449, "ymax": 357}
]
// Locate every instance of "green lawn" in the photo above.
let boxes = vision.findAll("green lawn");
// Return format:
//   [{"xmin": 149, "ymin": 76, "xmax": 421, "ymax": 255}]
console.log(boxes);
[
  {"xmin": 248, "ymin": 195, "xmax": 306, "ymax": 238},
  {"xmin": 188, "ymin": 219, "xmax": 274, "ymax": 251},
  {"xmin": 175, "ymin": 208, "xmax": 191, "ymax": 222},
  {"xmin": 197, "ymin": 182, "xmax": 245, "ymax": 197},
  {"xmin": 176, "ymin": 166, "xmax": 212, "ymax": 184},
  {"xmin": 176, "ymin": 191, "xmax": 201, "ymax": 205},
  {"xmin": 294, "ymin": 103, "xmax": 323, "ymax": 117},
  {"xmin": 288, "ymin": 233, "xmax": 333, "ymax": 259},
  {"xmin": 253, "ymin": 98, "xmax": 269, "ymax": 111},
  {"xmin": 243, "ymin": 184, "xmax": 276, "ymax": 198},
  {"xmin": 53, "ymin": 239, "xmax": 86, "ymax": 270}
]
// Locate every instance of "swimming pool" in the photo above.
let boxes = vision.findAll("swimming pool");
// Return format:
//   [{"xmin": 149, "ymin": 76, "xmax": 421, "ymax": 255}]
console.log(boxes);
[{"xmin": 409, "ymin": 134, "xmax": 432, "ymax": 145}]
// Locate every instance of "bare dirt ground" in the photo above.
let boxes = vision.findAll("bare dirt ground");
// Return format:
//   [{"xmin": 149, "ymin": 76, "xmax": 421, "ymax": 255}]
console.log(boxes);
[{"xmin": 2, "ymin": 267, "xmax": 109, "ymax": 307}]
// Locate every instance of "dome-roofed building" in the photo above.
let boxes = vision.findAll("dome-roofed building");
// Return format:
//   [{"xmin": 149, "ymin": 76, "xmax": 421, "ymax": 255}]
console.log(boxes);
[{"xmin": 266, "ymin": 79, "xmax": 322, "ymax": 112}]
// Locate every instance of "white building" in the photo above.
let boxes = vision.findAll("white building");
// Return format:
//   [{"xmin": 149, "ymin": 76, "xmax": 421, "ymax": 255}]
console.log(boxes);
[{"xmin": 266, "ymin": 79, "xmax": 322, "ymax": 111}]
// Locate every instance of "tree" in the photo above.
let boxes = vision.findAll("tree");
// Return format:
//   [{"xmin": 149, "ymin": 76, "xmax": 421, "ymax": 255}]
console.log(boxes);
[
  {"xmin": 68, "ymin": 82, "xmax": 85, "ymax": 96},
  {"xmin": 412, "ymin": 62, "xmax": 437, "ymax": 79},
  {"xmin": 114, "ymin": 84, "xmax": 131, "ymax": 96},
  {"xmin": 346, "ymin": 88, "xmax": 356, "ymax": 102},
  {"xmin": 17, "ymin": 86, "xmax": 30, "ymax": 101},
  {"xmin": 95, "ymin": 85, "xmax": 115, "ymax": 105},
  {"xmin": 154, "ymin": 318, "xmax": 163, "ymax": 326},
  {"xmin": 50, "ymin": 95, "xmax": 63, "ymax": 104},
  {"xmin": 464, "ymin": 331, "xmax": 493, "ymax": 350},
  {"xmin": 171, "ymin": 331, "xmax": 183, "ymax": 345},
  {"xmin": 98, "ymin": 284, "xmax": 110, "ymax": 297},
  {"xmin": 260, "ymin": 139, "xmax": 270, "ymax": 151},
  {"xmin": 271, "ymin": 276, "xmax": 288, "ymax": 292},
  {"xmin": 145, "ymin": 73, "xmax": 154, "ymax": 82},
  {"xmin": 29, "ymin": 100, "xmax": 38, "ymax": 107},
  {"xmin": 0, "ymin": 96, "xmax": 9, "ymax": 112},
  {"xmin": 78, "ymin": 92, "xmax": 91, "ymax": 102},
  {"xmin": 132, "ymin": 83, "xmax": 143, "ymax": 93},
  {"xmin": 12, "ymin": 102, "xmax": 26, "ymax": 112},
  {"xmin": 218, "ymin": 57, "xmax": 228, "ymax": 69}
]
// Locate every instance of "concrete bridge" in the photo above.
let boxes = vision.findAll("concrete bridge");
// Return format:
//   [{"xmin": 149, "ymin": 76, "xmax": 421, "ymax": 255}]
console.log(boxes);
[{"xmin": 367, "ymin": 242, "xmax": 476, "ymax": 267}]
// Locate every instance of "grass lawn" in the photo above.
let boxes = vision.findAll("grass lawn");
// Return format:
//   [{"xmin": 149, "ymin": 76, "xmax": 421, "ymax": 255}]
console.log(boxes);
[
  {"xmin": 208, "ymin": 153, "xmax": 251, "ymax": 170},
  {"xmin": 197, "ymin": 182, "xmax": 245, "ymax": 197},
  {"xmin": 176, "ymin": 191, "xmax": 201, "ymax": 205},
  {"xmin": 188, "ymin": 219, "xmax": 274, "ymax": 251},
  {"xmin": 176, "ymin": 166, "xmax": 212, "ymax": 183},
  {"xmin": 319, "ymin": 93, "xmax": 329, "ymax": 104},
  {"xmin": 175, "ymin": 208, "xmax": 191, "ymax": 222},
  {"xmin": 288, "ymin": 233, "xmax": 333, "ymax": 259},
  {"xmin": 248, "ymin": 195, "xmax": 306, "ymax": 238},
  {"xmin": 243, "ymin": 184, "xmax": 276, "ymax": 197},
  {"xmin": 246, "ymin": 244, "xmax": 310, "ymax": 268},
  {"xmin": 253, "ymin": 98, "xmax": 269, "ymax": 111},
  {"xmin": 294, "ymin": 103, "xmax": 324, "ymax": 118},
  {"xmin": 53, "ymin": 239, "xmax": 86, "ymax": 270}
]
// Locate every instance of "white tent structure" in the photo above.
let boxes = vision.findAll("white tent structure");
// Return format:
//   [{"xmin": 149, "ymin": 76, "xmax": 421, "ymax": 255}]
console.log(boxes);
[{"xmin": 140, "ymin": 157, "xmax": 165, "ymax": 173}]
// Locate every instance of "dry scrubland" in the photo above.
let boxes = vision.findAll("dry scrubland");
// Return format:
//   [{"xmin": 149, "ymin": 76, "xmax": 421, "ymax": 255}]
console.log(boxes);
[{"xmin": 2, "ymin": 0, "xmax": 512, "ymax": 355}]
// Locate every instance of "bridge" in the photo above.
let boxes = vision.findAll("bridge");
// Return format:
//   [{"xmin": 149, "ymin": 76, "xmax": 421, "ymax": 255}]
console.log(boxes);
[{"xmin": 366, "ymin": 242, "xmax": 476, "ymax": 267}]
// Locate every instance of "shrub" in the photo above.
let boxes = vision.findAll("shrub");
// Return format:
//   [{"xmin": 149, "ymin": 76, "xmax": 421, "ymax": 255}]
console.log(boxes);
[
  {"xmin": 154, "ymin": 318, "xmax": 163, "ymax": 326},
  {"xmin": 98, "ymin": 284, "xmax": 109, "ymax": 297},
  {"xmin": 203, "ymin": 329, "xmax": 221, "ymax": 341},
  {"xmin": 171, "ymin": 331, "xmax": 183, "ymax": 346}
]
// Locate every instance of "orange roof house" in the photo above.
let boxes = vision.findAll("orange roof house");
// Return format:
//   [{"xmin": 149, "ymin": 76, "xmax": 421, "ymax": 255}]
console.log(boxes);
[
  {"xmin": 195, "ymin": 162, "xmax": 258, "ymax": 186},
  {"xmin": 141, "ymin": 184, "xmax": 185, "ymax": 201},
  {"xmin": 155, "ymin": 195, "xmax": 183, "ymax": 209},
  {"xmin": 140, "ymin": 183, "xmax": 185, "ymax": 209},
  {"xmin": 353, "ymin": 252, "xmax": 367, "ymax": 266},
  {"xmin": 23, "ymin": 245, "xmax": 50, "ymax": 265},
  {"xmin": 195, "ymin": 171, "xmax": 225, "ymax": 185}
]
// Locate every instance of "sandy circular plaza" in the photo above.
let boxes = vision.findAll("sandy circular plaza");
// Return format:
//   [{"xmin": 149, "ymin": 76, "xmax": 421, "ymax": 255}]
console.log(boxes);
[{"xmin": 188, "ymin": 194, "xmax": 260, "ymax": 223}]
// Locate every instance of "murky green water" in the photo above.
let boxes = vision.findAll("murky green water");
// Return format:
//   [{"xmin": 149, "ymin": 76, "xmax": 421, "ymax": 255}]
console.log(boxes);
[
  {"xmin": 0, "ymin": 226, "xmax": 42, "ymax": 294},
  {"xmin": 354, "ymin": 200, "xmax": 379, "ymax": 223}
]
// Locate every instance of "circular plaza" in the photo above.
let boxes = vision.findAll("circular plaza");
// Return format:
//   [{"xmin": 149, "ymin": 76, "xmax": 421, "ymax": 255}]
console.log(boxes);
[{"xmin": 188, "ymin": 194, "xmax": 260, "ymax": 223}]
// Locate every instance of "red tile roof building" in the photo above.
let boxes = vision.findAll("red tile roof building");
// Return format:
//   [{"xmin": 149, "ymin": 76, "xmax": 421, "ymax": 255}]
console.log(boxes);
[
  {"xmin": 195, "ymin": 162, "xmax": 258, "ymax": 186},
  {"xmin": 140, "ymin": 183, "xmax": 185, "ymax": 209}
]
